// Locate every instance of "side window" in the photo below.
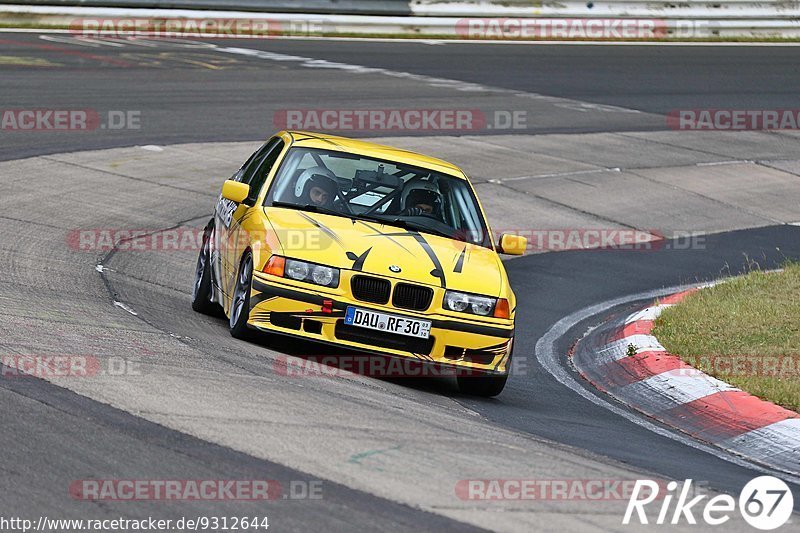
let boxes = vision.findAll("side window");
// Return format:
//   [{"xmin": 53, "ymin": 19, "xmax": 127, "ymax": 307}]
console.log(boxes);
[
  {"xmin": 236, "ymin": 142, "xmax": 271, "ymax": 183},
  {"xmin": 245, "ymin": 139, "xmax": 285, "ymax": 205}
]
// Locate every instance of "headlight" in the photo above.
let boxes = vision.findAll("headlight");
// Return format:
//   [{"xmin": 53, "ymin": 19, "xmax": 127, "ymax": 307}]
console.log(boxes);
[
  {"xmin": 444, "ymin": 291, "xmax": 470, "ymax": 312},
  {"xmin": 286, "ymin": 260, "xmax": 309, "ymax": 281},
  {"xmin": 280, "ymin": 258, "xmax": 339, "ymax": 288},
  {"xmin": 443, "ymin": 290, "xmax": 497, "ymax": 316},
  {"xmin": 311, "ymin": 265, "xmax": 335, "ymax": 286},
  {"xmin": 470, "ymin": 296, "xmax": 495, "ymax": 316}
]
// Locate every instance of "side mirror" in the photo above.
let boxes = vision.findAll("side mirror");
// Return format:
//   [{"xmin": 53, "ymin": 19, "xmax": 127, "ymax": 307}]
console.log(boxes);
[
  {"xmin": 498, "ymin": 233, "xmax": 527, "ymax": 255},
  {"xmin": 221, "ymin": 180, "xmax": 250, "ymax": 204}
]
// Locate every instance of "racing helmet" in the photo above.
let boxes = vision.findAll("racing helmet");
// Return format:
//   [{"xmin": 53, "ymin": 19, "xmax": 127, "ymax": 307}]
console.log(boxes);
[
  {"xmin": 294, "ymin": 166, "xmax": 338, "ymax": 206},
  {"xmin": 401, "ymin": 181, "xmax": 443, "ymax": 215}
]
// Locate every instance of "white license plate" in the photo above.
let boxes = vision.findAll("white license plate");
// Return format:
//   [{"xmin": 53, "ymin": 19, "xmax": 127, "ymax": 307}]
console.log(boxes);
[{"xmin": 344, "ymin": 306, "xmax": 431, "ymax": 339}]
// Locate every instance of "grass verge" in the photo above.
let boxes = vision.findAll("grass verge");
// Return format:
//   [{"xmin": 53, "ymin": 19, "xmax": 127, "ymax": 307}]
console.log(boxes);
[{"xmin": 652, "ymin": 263, "xmax": 800, "ymax": 412}]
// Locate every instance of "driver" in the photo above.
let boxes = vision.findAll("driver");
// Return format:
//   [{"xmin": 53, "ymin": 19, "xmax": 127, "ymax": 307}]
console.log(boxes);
[
  {"xmin": 400, "ymin": 181, "xmax": 443, "ymax": 219},
  {"xmin": 295, "ymin": 169, "xmax": 339, "ymax": 209}
]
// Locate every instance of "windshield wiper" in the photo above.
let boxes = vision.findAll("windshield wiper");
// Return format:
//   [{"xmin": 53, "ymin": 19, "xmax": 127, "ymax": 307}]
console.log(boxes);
[
  {"xmin": 271, "ymin": 203, "xmax": 456, "ymax": 240},
  {"xmin": 356, "ymin": 214, "xmax": 454, "ymax": 240}
]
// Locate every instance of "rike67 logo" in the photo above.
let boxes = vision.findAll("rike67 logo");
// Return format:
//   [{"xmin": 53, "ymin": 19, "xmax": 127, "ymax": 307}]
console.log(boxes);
[{"xmin": 624, "ymin": 477, "xmax": 794, "ymax": 530}]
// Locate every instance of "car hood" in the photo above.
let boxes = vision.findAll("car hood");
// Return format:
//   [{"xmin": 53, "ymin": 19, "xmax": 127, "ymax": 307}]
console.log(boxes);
[{"xmin": 265, "ymin": 207, "xmax": 505, "ymax": 296}]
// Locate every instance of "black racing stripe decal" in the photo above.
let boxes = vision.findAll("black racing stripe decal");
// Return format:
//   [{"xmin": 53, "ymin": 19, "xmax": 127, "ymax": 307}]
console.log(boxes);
[
  {"xmin": 251, "ymin": 279, "xmax": 512, "ymax": 338},
  {"xmin": 493, "ymin": 339, "xmax": 513, "ymax": 372},
  {"xmin": 250, "ymin": 294, "xmax": 278, "ymax": 309},
  {"xmin": 356, "ymin": 221, "xmax": 415, "ymax": 255},
  {"xmin": 291, "ymin": 132, "xmax": 340, "ymax": 147},
  {"xmin": 367, "ymin": 231, "xmax": 416, "ymax": 238},
  {"xmin": 453, "ymin": 246, "xmax": 466, "ymax": 273},
  {"xmin": 493, "ymin": 355, "xmax": 508, "ymax": 372},
  {"xmin": 411, "ymin": 233, "xmax": 446, "ymax": 288},
  {"xmin": 452, "ymin": 341, "xmax": 510, "ymax": 369},
  {"xmin": 240, "ymin": 210, "xmax": 257, "ymax": 224},
  {"xmin": 346, "ymin": 247, "xmax": 372, "ymax": 271},
  {"xmin": 478, "ymin": 341, "xmax": 511, "ymax": 353},
  {"xmin": 297, "ymin": 211, "xmax": 345, "ymax": 247}
]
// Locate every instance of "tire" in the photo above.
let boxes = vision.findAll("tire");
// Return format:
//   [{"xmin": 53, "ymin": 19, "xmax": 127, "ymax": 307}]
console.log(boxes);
[
  {"xmin": 457, "ymin": 341, "xmax": 513, "ymax": 397},
  {"xmin": 229, "ymin": 251, "xmax": 254, "ymax": 340},
  {"xmin": 457, "ymin": 372, "xmax": 508, "ymax": 397},
  {"xmin": 191, "ymin": 223, "xmax": 218, "ymax": 315}
]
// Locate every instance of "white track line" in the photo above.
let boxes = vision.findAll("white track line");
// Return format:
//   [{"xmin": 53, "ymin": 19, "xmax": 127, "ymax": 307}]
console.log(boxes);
[
  {"xmin": 535, "ymin": 282, "xmax": 800, "ymax": 485},
  {"xmin": 215, "ymin": 45, "xmax": 648, "ymax": 115}
]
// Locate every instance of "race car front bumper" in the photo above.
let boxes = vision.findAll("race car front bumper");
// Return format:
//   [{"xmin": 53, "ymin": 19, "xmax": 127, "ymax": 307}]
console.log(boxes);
[{"xmin": 248, "ymin": 272, "xmax": 514, "ymax": 375}]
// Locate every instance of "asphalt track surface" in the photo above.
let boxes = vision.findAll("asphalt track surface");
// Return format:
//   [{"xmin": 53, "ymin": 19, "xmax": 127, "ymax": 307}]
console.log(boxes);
[
  {"xmin": 1, "ymin": 32, "xmax": 800, "ymax": 531},
  {"xmin": 2, "ymin": 33, "xmax": 800, "ymax": 159}
]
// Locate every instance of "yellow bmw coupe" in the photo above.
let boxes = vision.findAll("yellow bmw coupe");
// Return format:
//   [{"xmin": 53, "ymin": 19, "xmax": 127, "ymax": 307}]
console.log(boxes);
[{"xmin": 192, "ymin": 131, "xmax": 527, "ymax": 396}]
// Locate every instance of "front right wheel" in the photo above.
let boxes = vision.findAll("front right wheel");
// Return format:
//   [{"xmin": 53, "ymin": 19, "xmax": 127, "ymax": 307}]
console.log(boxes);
[
  {"xmin": 456, "ymin": 342, "xmax": 512, "ymax": 397},
  {"xmin": 457, "ymin": 372, "xmax": 508, "ymax": 397},
  {"xmin": 229, "ymin": 252, "xmax": 254, "ymax": 340}
]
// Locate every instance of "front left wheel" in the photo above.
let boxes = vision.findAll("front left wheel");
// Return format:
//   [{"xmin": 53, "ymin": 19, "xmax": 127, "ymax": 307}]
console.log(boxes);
[{"xmin": 229, "ymin": 252, "xmax": 254, "ymax": 340}]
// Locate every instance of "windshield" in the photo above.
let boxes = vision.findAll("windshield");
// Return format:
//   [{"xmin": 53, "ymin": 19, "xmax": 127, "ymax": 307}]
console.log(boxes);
[{"xmin": 264, "ymin": 147, "xmax": 492, "ymax": 248}]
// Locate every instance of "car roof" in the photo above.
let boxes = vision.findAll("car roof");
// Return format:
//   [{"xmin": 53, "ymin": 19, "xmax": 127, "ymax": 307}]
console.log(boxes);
[{"xmin": 284, "ymin": 130, "xmax": 467, "ymax": 179}]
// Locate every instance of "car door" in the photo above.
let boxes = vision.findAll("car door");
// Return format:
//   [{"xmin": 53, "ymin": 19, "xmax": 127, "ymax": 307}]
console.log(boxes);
[
  {"xmin": 214, "ymin": 140, "xmax": 273, "ymax": 301},
  {"xmin": 220, "ymin": 137, "xmax": 286, "ymax": 304}
]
